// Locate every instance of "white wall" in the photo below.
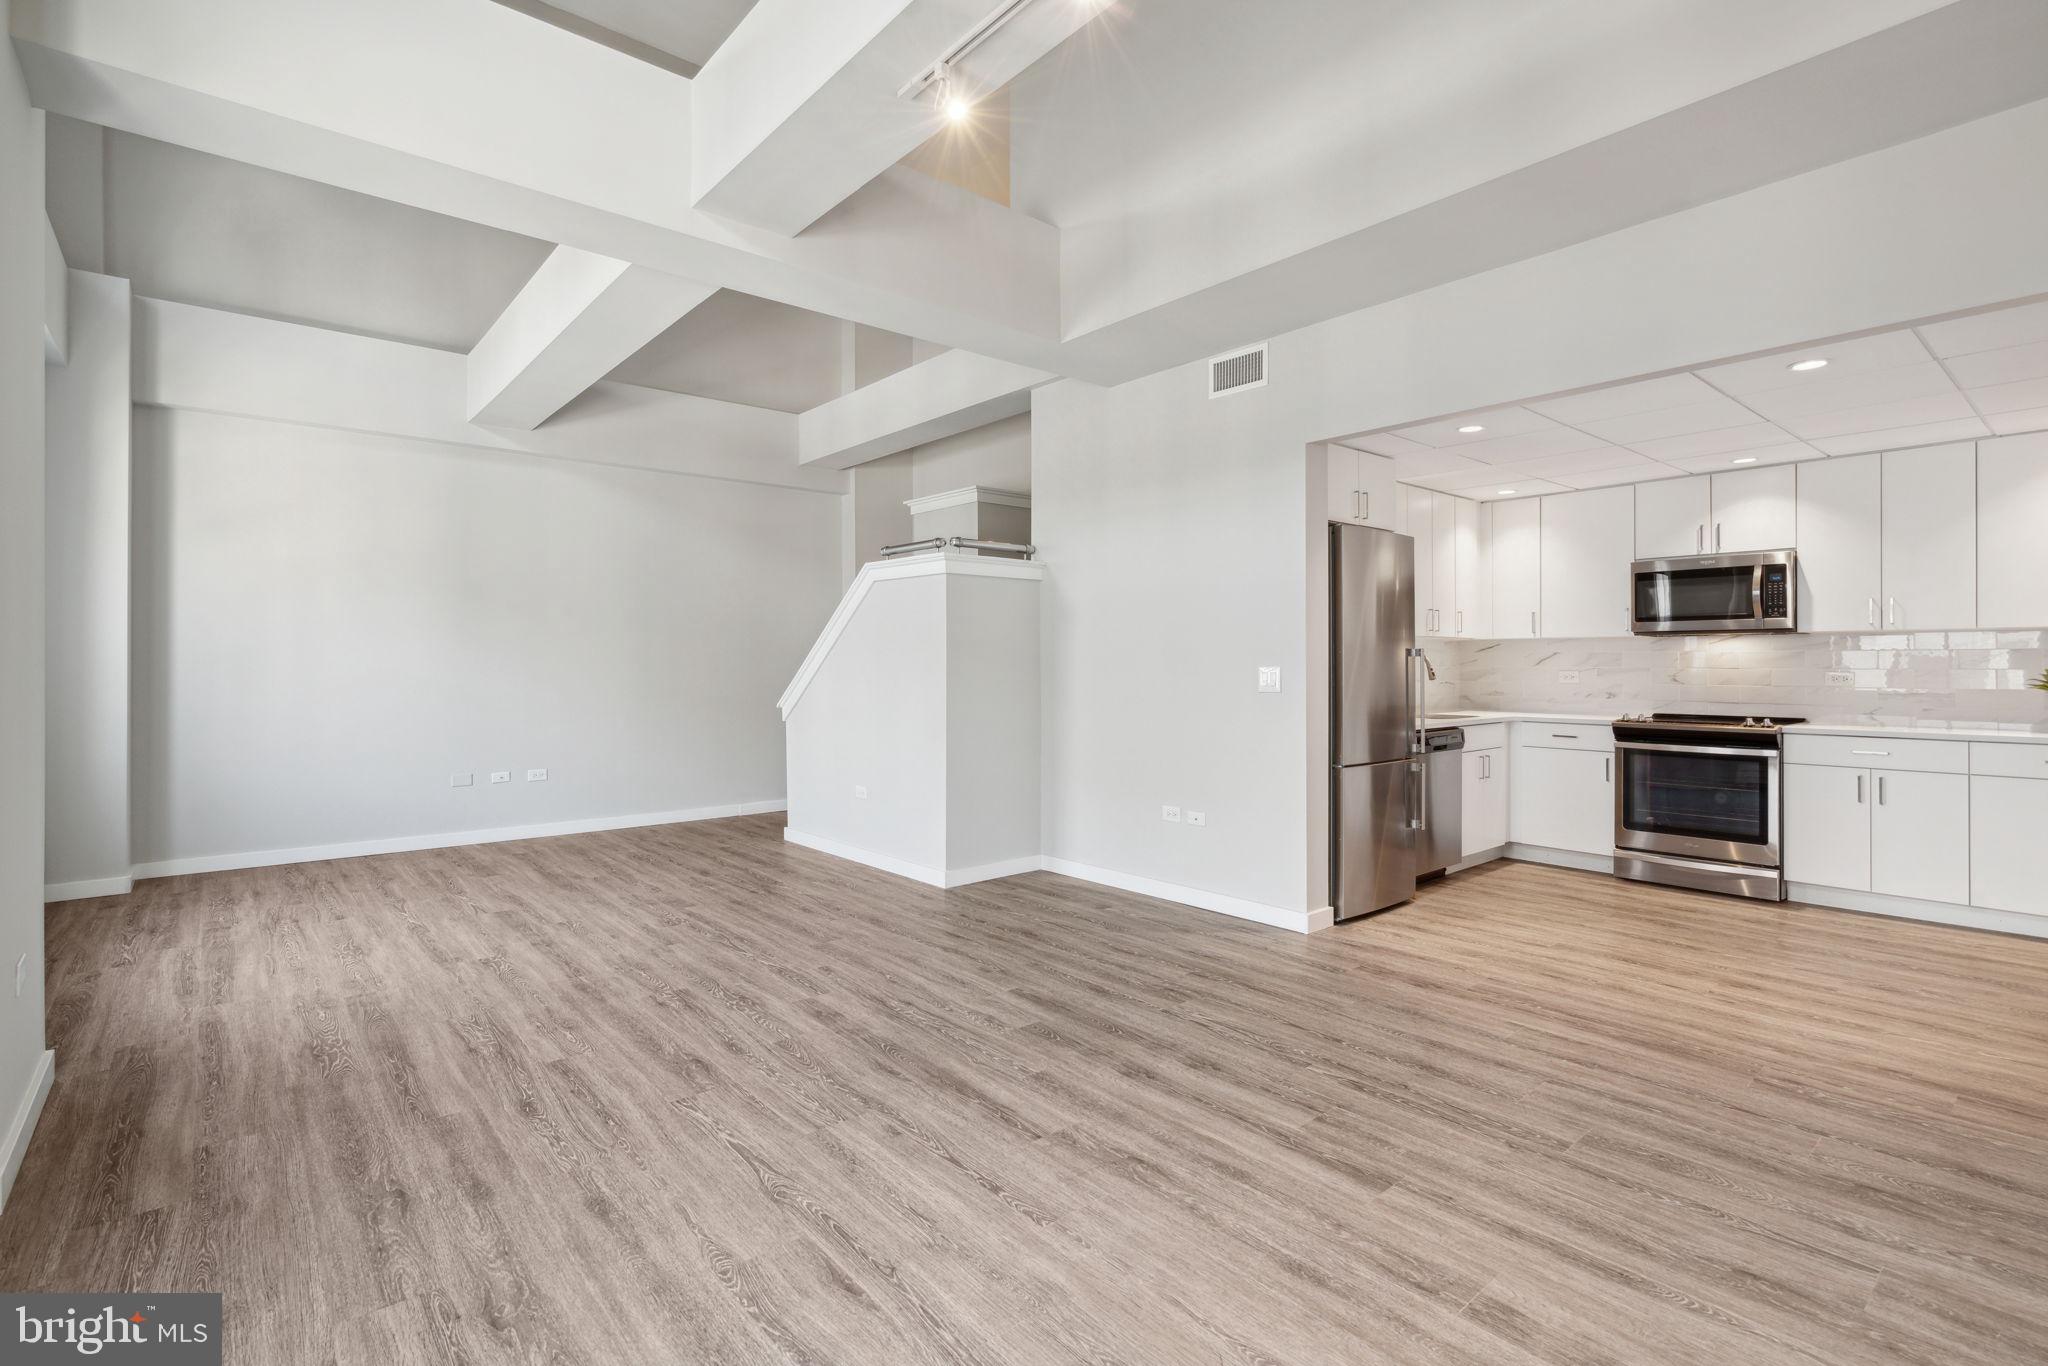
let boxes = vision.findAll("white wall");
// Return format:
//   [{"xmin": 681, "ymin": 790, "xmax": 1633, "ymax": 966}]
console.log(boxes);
[
  {"xmin": 1038, "ymin": 97, "xmax": 2048, "ymax": 920},
  {"xmin": 944, "ymin": 576, "xmax": 1040, "ymax": 873},
  {"xmin": 908, "ymin": 410, "xmax": 1029, "ymax": 497},
  {"xmin": 0, "ymin": 0, "xmax": 53, "ymax": 1207},
  {"xmin": 44, "ymin": 271, "xmax": 131, "ymax": 895},
  {"xmin": 129, "ymin": 406, "xmax": 842, "ymax": 872}
]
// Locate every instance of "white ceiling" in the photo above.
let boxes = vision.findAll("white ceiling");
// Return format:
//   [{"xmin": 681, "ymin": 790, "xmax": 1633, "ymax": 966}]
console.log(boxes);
[
  {"xmin": 1341, "ymin": 298, "xmax": 2048, "ymax": 500},
  {"xmin": 492, "ymin": 0, "xmax": 758, "ymax": 73},
  {"xmin": 607, "ymin": 290, "xmax": 860, "ymax": 413}
]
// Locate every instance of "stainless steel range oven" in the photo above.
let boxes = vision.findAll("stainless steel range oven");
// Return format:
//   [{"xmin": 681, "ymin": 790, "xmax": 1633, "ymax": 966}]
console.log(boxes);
[{"xmin": 1611, "ymin": 712, "xmax": 1805, "ymax": 901}]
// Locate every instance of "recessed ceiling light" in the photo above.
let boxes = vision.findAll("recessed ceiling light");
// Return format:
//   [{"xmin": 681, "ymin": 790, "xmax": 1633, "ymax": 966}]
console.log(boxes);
[
  {"xmin": 1731, "ymin": 456, "xmax": 1760, "ymax": 465},
  {"xmin": 1457, "ymin": 424, "xmax": 1486, "ymax": 434},
  {"xmin": 1787, "ymin": 357, "xmax": 1829, "ymax": 372},
  {"xmin": 1495, "ymin": 489, "xmax": 1517, "ymax": 496}
]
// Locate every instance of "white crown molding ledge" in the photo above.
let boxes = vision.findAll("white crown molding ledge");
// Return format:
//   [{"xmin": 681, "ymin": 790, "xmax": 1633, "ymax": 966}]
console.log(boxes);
[
  {"xmin": 902, "ymin": 486, "xmax": 1032, "ymax": 515},
  {"xmin": 777, "ymin": 551, "xmax": 1046, "ymax": 719}
]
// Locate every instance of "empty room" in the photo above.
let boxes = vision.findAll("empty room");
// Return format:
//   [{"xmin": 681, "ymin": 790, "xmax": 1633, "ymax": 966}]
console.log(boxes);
[{"xmin": 5, "ymin": 1, "xmax": 2048, "ymax": 1362}]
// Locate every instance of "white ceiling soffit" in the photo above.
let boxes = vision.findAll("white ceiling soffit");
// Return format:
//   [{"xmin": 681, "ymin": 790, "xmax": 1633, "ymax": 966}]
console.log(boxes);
[
  {"xmin": 489, "ymin": 0, "xmax": 759, "ymax": 75},
  {"xmin": 1343, "ymin": 295, "xmax": 2048, "ymax": 498}
]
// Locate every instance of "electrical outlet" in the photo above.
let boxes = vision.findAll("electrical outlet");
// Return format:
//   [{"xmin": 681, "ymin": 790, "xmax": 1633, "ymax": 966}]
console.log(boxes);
[
  {"xmin": 1257, "ymin": 666, "xmax": 1282, "ymax": 693},
  {"xmin": 1556, "ymin": 670, "xmax": 1581, "ymax": 684},
  {"xmin": 1161, "ymin": 805, "xmax": 1182, "ymax": 823},
  {"xmin": 1825, "ymin": 670, "xmax": 1854, "ymax": 686},
  {"xmin": 526, "ymin": 768, "xmax": 548, "ymax": 782},
  {"xmin": 14, "ymin": 953, "xmax": 24, "ymax": 999},
  {"xmin": 450, "ymin": 772, "xmax": 473, "ymax": 788},
  {"xmin": 1185, "ymin": 810, "xmax": 1207, "ymax": 827},
  {"xmin": 490, "ymin": 771, "xmax": 511, "ymax": 784},
  {"xmin": 854, "ymin": 784, "xmax": 869, "ymax": 799}
]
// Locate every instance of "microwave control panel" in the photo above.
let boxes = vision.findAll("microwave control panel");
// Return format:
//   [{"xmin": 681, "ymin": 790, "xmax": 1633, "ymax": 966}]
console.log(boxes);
[{"xmin": 1761, "ymin": 564, "xmax": 1789, "ymax": 619}]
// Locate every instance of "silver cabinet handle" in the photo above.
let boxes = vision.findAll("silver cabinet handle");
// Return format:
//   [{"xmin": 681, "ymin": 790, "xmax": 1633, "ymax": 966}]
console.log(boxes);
[
  {"xmin": 1551, "ymin": 733, "xmax": 1576, "ymax": 739},
  {"xmin": 1850, "ymin": 749, "xmax": 1888, "ymax": 756},
  {"xmin": 1604, "ymin": 756, "xmax": 1612, "ymax": 784},
  {"xmin": 1887, "ymin": 596, "xmax": 1897, "ymax": 626},
  {"xmin": 1695, "ymin": 525, "xmax": 1703, "ymax": 553},
  {"xmin": 1530, "ymin": 610, "xmax": 1537, "ymax": 636},
  {"xmin": 1714, "ymin": 523, "xmax": 1722, "ymax": 550},
  {"xmin": 1856, "ymin": 774, "xmax": 1865, "ymax": 804},
  {"xmin": 1362, "ymin": 491, "xmax": 1369, "ymax": 522},
  {"xmin": 1877, "ymin": 774, "xmax": 1887, "ymax": 806},
  {"xmin": 1456, "ymin": 609, "xmax": 1464, "ymax": 634}
]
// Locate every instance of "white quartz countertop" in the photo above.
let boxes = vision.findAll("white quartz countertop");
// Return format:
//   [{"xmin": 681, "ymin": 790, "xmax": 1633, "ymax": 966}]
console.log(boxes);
[{"xmin": 1426, "ymin": 710, "xmax": 2048, "ymax": 744}]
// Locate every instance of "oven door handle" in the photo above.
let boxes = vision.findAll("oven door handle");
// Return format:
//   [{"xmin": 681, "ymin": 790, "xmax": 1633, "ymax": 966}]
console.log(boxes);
[{"xmin": 1613, "ymin": 739, "xmax": 1782, "ymax": 760}]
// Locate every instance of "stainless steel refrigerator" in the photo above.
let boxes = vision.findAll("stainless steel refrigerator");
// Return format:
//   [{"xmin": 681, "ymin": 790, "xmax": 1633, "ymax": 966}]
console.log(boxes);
[{"xmin": 1331, "ymin": 523, "xmax": 1425, "ymax": 920}]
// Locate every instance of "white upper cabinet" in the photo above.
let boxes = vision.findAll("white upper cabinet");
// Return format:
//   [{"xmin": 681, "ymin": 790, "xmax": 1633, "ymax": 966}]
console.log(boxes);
[
  {"xmin": 1881, "ymin": 442, "xmax": 1976, "ymax": 630},
  {"xmin": 1634, "ymin": 476, "xmax": 1709, "ymax": 559},
  {"xmin": 1796, "ymin": 454, "xmax": 1882, "ymax": 633},
  {"xmin": 1491, "ymin": 497, "xmax": 1541, "ymax": 639},
  {"xmin": 1454, "ymin": 497, "xmax": 1490, "ymax": 638},
  {"xmin": 1976, "ymin": 432, "xmax": 2048, "ymax": 629},
  {"xmin": 1540, "ymin": 486, "xmax": 1633, "ymax": 638},
  {"xmin": 1709, "ymin": 465, "xmax": 1797, "ymax": 552},
  {"xmin": 1400, "ymin": 487, "xmax": 1461, "ymax": 637},
  {"xmin": 1326, "ymin": 444, "xmax": 1396, "ymax": 530}
]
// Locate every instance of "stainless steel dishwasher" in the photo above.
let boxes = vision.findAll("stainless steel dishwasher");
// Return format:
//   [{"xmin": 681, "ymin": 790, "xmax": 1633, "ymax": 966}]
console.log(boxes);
[{"xmin": 1420, "ymin": 726, "xmax": 1464, "ymax": 878}]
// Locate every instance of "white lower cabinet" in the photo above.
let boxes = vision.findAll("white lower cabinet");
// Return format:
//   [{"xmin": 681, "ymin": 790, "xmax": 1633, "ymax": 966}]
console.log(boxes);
[
  {"xmin": 1785, "ymin": 759, "xmax": 1969, "ymax": 905},
  {"xmin": 1461, "ymin": 747, "xmax": 1507, "ymax": 857},
  {"xmin": 1972, "ymin": 774, "xmax": 2048, "ymax": 916},
  {"xmin": 1784, "ymin": 765, "xmax": 1871, "ymax": 892},
  {"xmin": 1509, "ymin": 742, "xmax": 1611, "ymax": 856}
]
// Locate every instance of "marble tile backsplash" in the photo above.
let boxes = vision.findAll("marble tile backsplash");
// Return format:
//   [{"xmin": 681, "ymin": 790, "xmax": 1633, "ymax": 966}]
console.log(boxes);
[{"xmin": 1441, "ymin": 630, "xmax": 2048, "ymax": 728}]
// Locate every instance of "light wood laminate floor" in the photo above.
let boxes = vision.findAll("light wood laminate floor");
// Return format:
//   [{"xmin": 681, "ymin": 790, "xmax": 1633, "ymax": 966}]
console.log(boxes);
[{"xmin": 5, "ymin": 814, "xmax": 2048, "ymax": 1364}]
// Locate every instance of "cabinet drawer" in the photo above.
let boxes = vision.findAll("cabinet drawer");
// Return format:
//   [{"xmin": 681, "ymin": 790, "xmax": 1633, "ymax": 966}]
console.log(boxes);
[
  {"xmin": 1514, "ymin": 721, "xmax": 1611, "ymax": 752},
  {"xmin": 1461, "ymin": 723, "xmax": 1505, "ymax": 752},
  {"xmin": 1969, "ymin": 742, "xmax": 2048, "ymax": 780},
  {"xmin": 1783, "ymin": 733, "xmax": 1967, "ymax": 774}
]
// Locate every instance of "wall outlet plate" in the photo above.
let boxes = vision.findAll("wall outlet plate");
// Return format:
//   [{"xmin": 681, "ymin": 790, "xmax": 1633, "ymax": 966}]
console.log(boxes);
[
  {"xmin": 854, "ymin": 784, "xmax": 869, "ymax": 799},
  {"xmin": 1257, "ymin": 666, "xmax": 1281, "ymax": 693},
  {"xmin": 1185, "ymin": 810, "xmax": 1207, "ymax": 827},
  {"xmin": 1162, "ymin": 805, "xmax": 1182, "ymax": 823},
  {"xmin": 526, "ymin": 768, "xmax": 548, "ymax": 782},
  {"xmin": 1556, "ymin": 670, "xmax": 1581, "ymax": 683},
  {"xmin": 490, "ymin": 771, "xmax": 511, "ymax": 784},
  {"xmin": 1825, "ymin": 670, "xmax": 1855, "ymax": 686}
]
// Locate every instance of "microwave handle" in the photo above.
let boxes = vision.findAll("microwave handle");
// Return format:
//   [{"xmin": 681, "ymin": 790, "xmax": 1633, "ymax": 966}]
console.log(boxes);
[{"xmin": 1752, "ymin": 563, "xmax": 1765, "ymax": 622}]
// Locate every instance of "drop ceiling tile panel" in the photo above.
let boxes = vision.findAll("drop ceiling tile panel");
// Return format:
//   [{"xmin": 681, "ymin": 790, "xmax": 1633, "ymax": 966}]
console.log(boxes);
[
  {"xmin": 1944, "ymin": 339, "xmax": 2048, "ymax": 389},
  {"xmin": 1339, "ymin": 432, "xmax": 1434, "ymax": 459},
  {"xmin": 1918, "ymin": 299, "xmax": 2048, "ymax": 358},
  {"xmin": 1527, "ymin": 373, "xmax": 1718, "ymax": 426},
  {"xmin": 1969, "ymin": 375, "xmax": 2048, "ymax": 415},
  {"xmin": 1665, "ymin": 443, "xmax": 1818, "ymax": 473},
  {"xmin": 1733, "ymin": 361, "xmax": 1960, "ymax": 424},
  {"xmin": 1625, "ymin": 421, "xmax": 1799, "ymax": 460},
  {"xmin": 1470, "ymin": 479, "xmax": 1571, "ymax": 501},
  {"xmin": 1495, "ymin": 447, "xmax": 1659, "ymax": 479},
  {"xmin": 1697, "ymin": 329, "xmax": 1931, "ymax": 395},
  {"xmin": 1576, "ymin": 395, "xmax": 1763, "ymax": 445},
  {"xmin": 1451, "ymin": 427, "xmax": 1616, "ymax": 465},
  {"xmin": 1779, "ymin": 392, "xmax": 1978, "ymax": 440},
  {"xmin": 1411, "ymin": 466, "xmax": 1528, "ymax": 493},
  {"xmin": 1809, "ymin": 417, "xmax": 1991, "ymax": 456},
  {"xmin": 1392, "ymin": 406, "xmax": 1557, "ymax": 449},
  {"xmin": 1550, "ymin": 460, "xmax": 1687, "ymax": 489},
  {"xmin": 1986, "ymin": 406, "xmax": 2048, "ymax": 436},
  {"xmin": 1392, "ymin": 451, "xmax": 1490, "ymax": 481}
]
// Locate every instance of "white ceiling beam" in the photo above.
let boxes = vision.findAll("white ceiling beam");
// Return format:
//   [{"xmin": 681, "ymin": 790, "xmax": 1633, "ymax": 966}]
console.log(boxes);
[
  {"xmin": 691, "ymin": 0, "xmax": 1102, "ymax": 235},
  {"xmin": 799, "ymin": 348, "xmax": 1053, "ymax": 469},
  {"xmin": 8, "ymin": 0, "xmax": 1072, "ymax": 375},
  {"xmin": 467, "ymin": 246, "xmax": 715, "ymax": 430}
]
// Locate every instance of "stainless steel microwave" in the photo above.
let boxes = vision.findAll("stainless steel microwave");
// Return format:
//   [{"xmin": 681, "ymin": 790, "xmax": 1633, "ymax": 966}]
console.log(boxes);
[{"xmin": 1630, "ymin": 549, "xmax": 1796, "ymax": 634}]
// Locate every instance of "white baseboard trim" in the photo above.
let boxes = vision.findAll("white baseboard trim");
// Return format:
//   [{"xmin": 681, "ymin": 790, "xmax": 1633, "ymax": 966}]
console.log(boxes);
[
  {"xmin": 129, "ymin": 800, "xmax": 789, "ymax": 882},
  {"xmin": 783, "ymin": 828, "xmax": 948, "ymax": 887},
  {"xmin": 0, "ymin": 1049, "xmax": 55, "ymax": 1216},
  {"xmin": 1040, "ymin": 857, "xmax": 1322, "ymax": 934},
  {"xmin": 1789, "ymin": 884, "xmax": 2048, "ymax": 940},
  {"xmin": 1503, "ymin": 844, "xmax": 1615, "ymax": 875},
  {"xmin": 943, "ymin": 853, "xmax": 1046, "ymax": 887},
  {"xmin": 44, "ymin": 874, "xmax": 135, "ymax": 904}
]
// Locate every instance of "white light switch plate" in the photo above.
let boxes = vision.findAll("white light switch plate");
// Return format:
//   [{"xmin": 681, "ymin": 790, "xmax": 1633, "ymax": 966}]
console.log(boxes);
[
  {"xmin": 526, "ymin": 768, "xmax": 548, "ymax": 782},
  {"xmin": 1825, "ymin": 671, "xmax": 1854, "ymax": 686},
  {"xmin": 1161, "ymin": 805, "xmax": 1181, "ymax": 823},
  {"xmin": 1556, "ymin": 670, "xmax": 1581, "ymax": 683},
  {"xmin": 1257, "ymin": 667, "xmax": 1281, "ymax": 693},
  {"xmin": 450, "ymin": 772, "xmax": 473, "ymax": 788},
  {"xmin": 854, "ymin": 784, "xmax": 869, "ymax": 799}
]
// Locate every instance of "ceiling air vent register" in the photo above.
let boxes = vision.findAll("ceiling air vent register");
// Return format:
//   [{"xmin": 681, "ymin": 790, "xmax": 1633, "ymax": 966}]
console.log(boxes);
[{"xmin": 1208, "ymin": 343, "xmax": 1268, "ymax": 397}]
